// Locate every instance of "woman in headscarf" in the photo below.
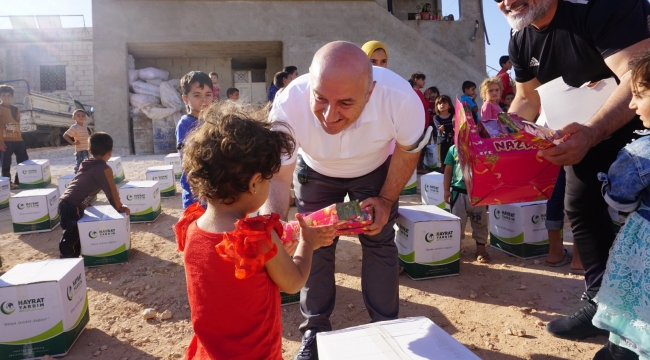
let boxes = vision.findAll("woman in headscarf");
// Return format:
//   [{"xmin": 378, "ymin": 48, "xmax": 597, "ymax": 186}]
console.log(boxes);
[{"xmin": 361, "ymin": 40, "xmax": 388, "ymax": 68}]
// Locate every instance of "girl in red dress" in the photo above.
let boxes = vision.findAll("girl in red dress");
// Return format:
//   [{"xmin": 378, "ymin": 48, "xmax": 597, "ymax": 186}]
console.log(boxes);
[{"xmin": 174, "ymin": 103, "xmax": 336, "ymax": 360}]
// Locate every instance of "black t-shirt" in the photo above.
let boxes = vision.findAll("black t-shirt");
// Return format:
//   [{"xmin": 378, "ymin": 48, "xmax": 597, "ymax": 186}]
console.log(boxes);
[{"xmin": 509, "ymin": 0, "xmax": 650, "ymax": 88}]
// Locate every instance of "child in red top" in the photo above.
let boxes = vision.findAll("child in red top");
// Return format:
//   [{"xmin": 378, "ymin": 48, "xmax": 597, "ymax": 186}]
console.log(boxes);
[{"xmin": 173, "ymin": 102, "xmax": 336, "ymax": 360}]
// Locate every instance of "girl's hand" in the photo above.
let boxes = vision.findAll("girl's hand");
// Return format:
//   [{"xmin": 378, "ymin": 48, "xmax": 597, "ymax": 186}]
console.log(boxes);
[
  {"xmin": 297, "ymin": 214, "xmax": 336, "ymax": 250},
  {"xmin": 282, "ymin": 240, "xmax": 299, "ymax": 256},
  {"xmin": 438, "ymin": 125, "xmax": 445, "ymax": 131},
  {"xmin": 73, "ymin": 139, "xmax": 81, "ymax": 145}
]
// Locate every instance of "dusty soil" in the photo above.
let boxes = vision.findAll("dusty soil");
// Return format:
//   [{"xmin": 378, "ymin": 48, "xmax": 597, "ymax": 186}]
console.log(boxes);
[{"xmin": 0, "ymin": 146, "xmax": 607, "ymax": 360}]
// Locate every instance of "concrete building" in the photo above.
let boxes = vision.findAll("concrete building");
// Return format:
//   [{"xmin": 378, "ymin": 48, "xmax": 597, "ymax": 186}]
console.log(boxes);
[
  {"xmin": 93, "ymin": 0, "xmax": 487, "ymax": 154},
  {"xmin": 0, "ymin": 27, "xmax": 94, "ymax": 108}
]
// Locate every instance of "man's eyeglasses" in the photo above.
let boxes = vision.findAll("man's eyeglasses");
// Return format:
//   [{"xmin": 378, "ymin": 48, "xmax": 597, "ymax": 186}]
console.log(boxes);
[
  {"xmin": 297, "ymin": 155, "xmax": 308, "ymax": 185},
  {"xmin": 494, "ymin": 0, "xmax": 503, "ymax": 3}
]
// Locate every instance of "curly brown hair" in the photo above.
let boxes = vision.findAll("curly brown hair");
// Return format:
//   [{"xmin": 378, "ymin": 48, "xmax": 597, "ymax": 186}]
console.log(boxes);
[
  {"xmin": 630, "ymin": 48, "xmax": 650, "ymax": 92},
  {"xmin": 181, "ymin": 102, "xmax": 295, "ymax": 205}
]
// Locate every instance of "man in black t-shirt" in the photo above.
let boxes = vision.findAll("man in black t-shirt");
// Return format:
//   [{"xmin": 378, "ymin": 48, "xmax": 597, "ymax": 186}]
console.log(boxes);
[{"xmin": 497, "ymin": 0, "xmax": 650, "ymax": 351}]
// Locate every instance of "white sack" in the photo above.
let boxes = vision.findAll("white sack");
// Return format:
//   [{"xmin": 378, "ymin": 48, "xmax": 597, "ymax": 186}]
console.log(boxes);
[
  {"xmin": 127, "ymin": 54, "xmax": 135, "ymax": 70},
  {"xmin": 132, "ymin": 81, "xmax": 160, "ymax": 98},
  {"xmin": 141, "ymin": 104, "xmax": 178, "ymax": 121},
  {"xmin": 145, "ymin": 79, "xmax": 164, "ymax": 86},
  {"xmin": 172, "ymin": 112, "xmax": 183, "ymax": 125},
  {"xmin": 138, "ymin": 67, "xmax": 169, "ymax": 81},
  {"xmin": 128, "ymin": 70, "xmax": 139, "ymax": 85},
  {"xmin": 167, "ymin": 79, "xmax": 181, "ymax": 92},
  {"xmin": 160, "ymin": 82, "xmax": 184, "ymax": 111},
  {"xmin": 129, "ymin": 93, "xmax": 160, "ymax": 109}
]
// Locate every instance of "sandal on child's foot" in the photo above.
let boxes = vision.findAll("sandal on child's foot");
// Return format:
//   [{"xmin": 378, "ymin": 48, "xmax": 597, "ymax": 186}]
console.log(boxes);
[{"xmin": 475, "ymin": 246, "xmax": 491, "ymax": 263}]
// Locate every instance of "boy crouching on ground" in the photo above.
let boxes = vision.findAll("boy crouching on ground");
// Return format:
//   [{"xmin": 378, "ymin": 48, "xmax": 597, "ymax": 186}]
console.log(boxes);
[{"xmin": 59, "ymin": 132, "xmax": 130, "ymax": 258}]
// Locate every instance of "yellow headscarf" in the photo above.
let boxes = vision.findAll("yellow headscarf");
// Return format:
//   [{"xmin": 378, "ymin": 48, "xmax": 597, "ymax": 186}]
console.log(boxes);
[{"xmin": 361, "ymin": 40, "xmax": 389, "ymax": 60}]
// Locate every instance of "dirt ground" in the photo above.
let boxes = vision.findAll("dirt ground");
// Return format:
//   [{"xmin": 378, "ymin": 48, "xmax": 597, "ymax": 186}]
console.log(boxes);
[{"xmin": 0, "ymin": 146, "xmax": 608, "ymax": 360}]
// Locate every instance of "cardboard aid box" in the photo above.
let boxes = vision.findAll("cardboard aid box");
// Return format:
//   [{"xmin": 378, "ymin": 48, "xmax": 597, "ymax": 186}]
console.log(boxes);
[
  {"xmin": 395, "ymin": 205, "xmax": 461, "ymax": 280},
  {"xmin": 400, "ymin": 170, "xmax": 417, "ymax": 196},
  {"xmin": 145, "ymin": 165, "xmax": 176, "ymax": 197},
  {"xmin": 422, "ymin": 144, "xmax": 439, "ymax": 171},
  {"xmin": 0, "ymin": 177, "xmax": 9, "ymax": 210},
  {"xmin": 317, "ymin": 317, "xmax": 480, "ymax": 360},
  {"xmin": 10, "ymin": 188, "xmax": 60, "ymax": 234},
  {"xmin": 17, "ymin": 159, "xmax": 51, "ymax": 189},
  {"xmin": 58, "ymin": 174, "xmax": 96, "ymax": 204},
  {"xmin": 107, "ymin": 157, "xmax": 125, "ymax": 184},
  {"xmin": 77, "ymin": 205, "xmax": 131, "ymax": 267},
  {"xmin": 420, "ymin": 172, "xmax": 450, "ymax": 211},
  {"xmin": 489, "ymin": 201, "xmax": 549, "ymax": 259},
  {"xmin": 119, "ymin": 181, "xmax": 161, "ymax": 223},
  {"xmin": 0, "ymin": 259, "xmax": 89, "ymax": 360},
  {"xmin": 165, "ymin": 153, "xmax": 182, "ymax": 179}
]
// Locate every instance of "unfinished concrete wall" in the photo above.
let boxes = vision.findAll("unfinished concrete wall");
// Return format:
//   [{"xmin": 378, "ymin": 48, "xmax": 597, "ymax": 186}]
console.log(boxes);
[
  {"xmin": 94, "ymin": 0, "xmax": 486, "ymax": 154},
  {"xmin": 0, "ymin": 28, "xmax": 94, "ymax": 108}
]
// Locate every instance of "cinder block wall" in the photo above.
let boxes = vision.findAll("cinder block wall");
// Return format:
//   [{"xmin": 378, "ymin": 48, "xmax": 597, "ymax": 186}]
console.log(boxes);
[{"xmin": 0, "ymin": 28, "xmax": 94, "ymax": 108}]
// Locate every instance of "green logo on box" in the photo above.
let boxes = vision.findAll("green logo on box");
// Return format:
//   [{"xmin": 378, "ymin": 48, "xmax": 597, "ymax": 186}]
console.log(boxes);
[
  {"xmin": 1, "ymin": 301, "xmax": 15, "ymax": 315},
  {"xmin": 425, "ymin": 233, "xmax": 435, "ymax": 243},
  {"xmin": 89, "ymin": 230, "xmax": 98, "ymax": 239},
  {"xmin": 494, "ymin": 209, "xmax": 501, "ymax": 220},
  {"xmin": 67, "ymin": 286, "xmax": 74, "ymax": 301},
  {"xmin": 126, "ymin": 194, "xmax": 133, "ymax": 201},
  {"xmin": 532, "ymin": 215, "xmax": 540, "ymax": 224},
  {"xmin": 17, "ymin": 203, "xmax": 24, "ymax": 210}
]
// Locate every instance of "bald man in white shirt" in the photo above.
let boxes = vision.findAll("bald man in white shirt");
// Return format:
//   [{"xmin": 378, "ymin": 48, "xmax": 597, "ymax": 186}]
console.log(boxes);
[{"xmin": 262, "ymin": 41, "xmax": 426, "ymax": 360}]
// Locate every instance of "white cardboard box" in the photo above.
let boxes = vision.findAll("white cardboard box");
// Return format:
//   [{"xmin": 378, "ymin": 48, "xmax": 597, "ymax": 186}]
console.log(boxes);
[
  {"xmin": 489, "ymin": 201, "xmax": 549, "ymax": 259},
  {"xmin": 164, "ymin": 153, "xmax": 181, "ymax": 179},
  {"xmin": 537, "ymin": 77, "xmax": 617, "ymax": 130},
  {"xmin": 0, "ymin": 259, "xmax": 89, "ymax": 360},
  {"xmin": 400, "ymin": 169, "xmax": 417, "ymax": 196},
  {"xmin": 17, "ymin": 159, "xmax": 51, "ymax": 189},
  {"xmin": 0, "ymin": 177, "xmax": 9, "ymax": 210},
  {"xmin": 77, "ymin": 205, "xmax": 131, "ymax": 267},
  {"xmin": 10, "ymin": 188, "xmax": 60, "ymax": 234},
  {"xmin": 420, "ymin": 172, "xmax": 450, "ymax": 211},
  {"xmin": 107, "ymin": 157, "xmax": 125, "ymax": 184},
  {"xmin": 318, "ymin": 317, "xmax": 480, "ymax": 360},
  {"xmin": 423, "ymin": 144, "xmax": 439, "ymax": 171},
  {"xmin": 119, "ymin": 181, "xmax": 161, "ymax": 223},
  {"xmin": 145, "ymin": 165, "xmax": 176, "ymax": 197},
  {"xmin": 395, "ymin": 205, "xmax": 461, "ymax": 280}
]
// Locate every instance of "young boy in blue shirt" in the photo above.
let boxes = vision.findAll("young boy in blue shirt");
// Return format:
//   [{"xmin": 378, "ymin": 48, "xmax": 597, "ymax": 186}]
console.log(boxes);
[
  {"xmin": 176, "ymin": 71, "xmax": 213, "ymax": 208},
  {"xmin": 460, "ymin": 80, "xmax": 479, "ymax": 123}
]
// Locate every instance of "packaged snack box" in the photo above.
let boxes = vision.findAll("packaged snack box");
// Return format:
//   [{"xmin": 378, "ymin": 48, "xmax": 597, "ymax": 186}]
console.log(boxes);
[
  {"xmin": 455, "ymin": 98, "xmax": 560, "ymax": 206},
  {"xmin": 107, "ymin": 157, "xmax": 125, "ymax": 184},
  {"xmin": 164, "ymin": 153, "xmax": 182, "ymax": 179},
  {"xmin": 17, "ymin": 159, "xmax": 51, "ymax": 189},
  {"xmin": 489, "ymin": 201, "xmax": 549, "ymax": 259},
  {"xmin": 394, "ymin": 205, "xmax": 461, "ymax": 280},
  {"xmin": 145, "ymin": 165, "xmax": 176, "ymax": 197},
  {"xmin": 0, "ymin": 259, "xmax": 89, "ymax": 360},
  {"xmin": 0, "ymin": 177, "xmax": 9, "ymax": 210},
  {"xmin": 400, "ymin": 169, "xmax": 417, "ymax": 196},
  {"xmin": 77, "ymin": 205, "xmax": 131, "ymax": 267},
  {"xmin": 420, "ymin": 172, "xmax": 450, "ymax": 211},
  {"xmin": 119, "ymin": 181, "xmax": 161, "ymax": 223},
  {"xmin": 10, "ymin": 188, "xmax": 60, "ymax": 234}
]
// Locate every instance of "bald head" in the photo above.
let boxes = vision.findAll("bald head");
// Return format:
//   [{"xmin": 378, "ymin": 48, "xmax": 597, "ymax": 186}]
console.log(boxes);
[{"xmin": 310, "ymin": 41, "xmax": 373, "ymax": 88}]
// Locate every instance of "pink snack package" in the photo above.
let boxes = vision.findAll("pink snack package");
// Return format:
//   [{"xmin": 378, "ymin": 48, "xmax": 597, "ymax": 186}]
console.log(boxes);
[{"xmin": 280, "ymin": 201, "xmax": 374, "ymax": 242}]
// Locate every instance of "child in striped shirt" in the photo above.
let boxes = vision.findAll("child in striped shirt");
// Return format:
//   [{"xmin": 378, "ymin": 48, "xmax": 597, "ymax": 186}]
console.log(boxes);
[{"xmin": 63, "ymin": 109, "xmax": 91, "ymax": 174}]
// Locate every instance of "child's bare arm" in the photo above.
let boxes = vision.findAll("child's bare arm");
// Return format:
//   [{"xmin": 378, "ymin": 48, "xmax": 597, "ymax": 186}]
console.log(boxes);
[
  {"xmin": 443, "ymin": 165, "xmax": 453, "ymax": 204},
  {"xmin": 265, "ymin": 215, "xmax": 336, "ymax": 294},
  {"xmin": 63, "ymin": 134, "xmax": 75, "ymax": 145}
]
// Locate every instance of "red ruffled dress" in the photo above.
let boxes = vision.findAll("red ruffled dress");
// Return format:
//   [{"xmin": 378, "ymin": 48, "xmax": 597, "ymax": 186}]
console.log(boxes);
[{"xmin": 173, "ymin": 203, "xmax": 283, "ymax": 360}]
